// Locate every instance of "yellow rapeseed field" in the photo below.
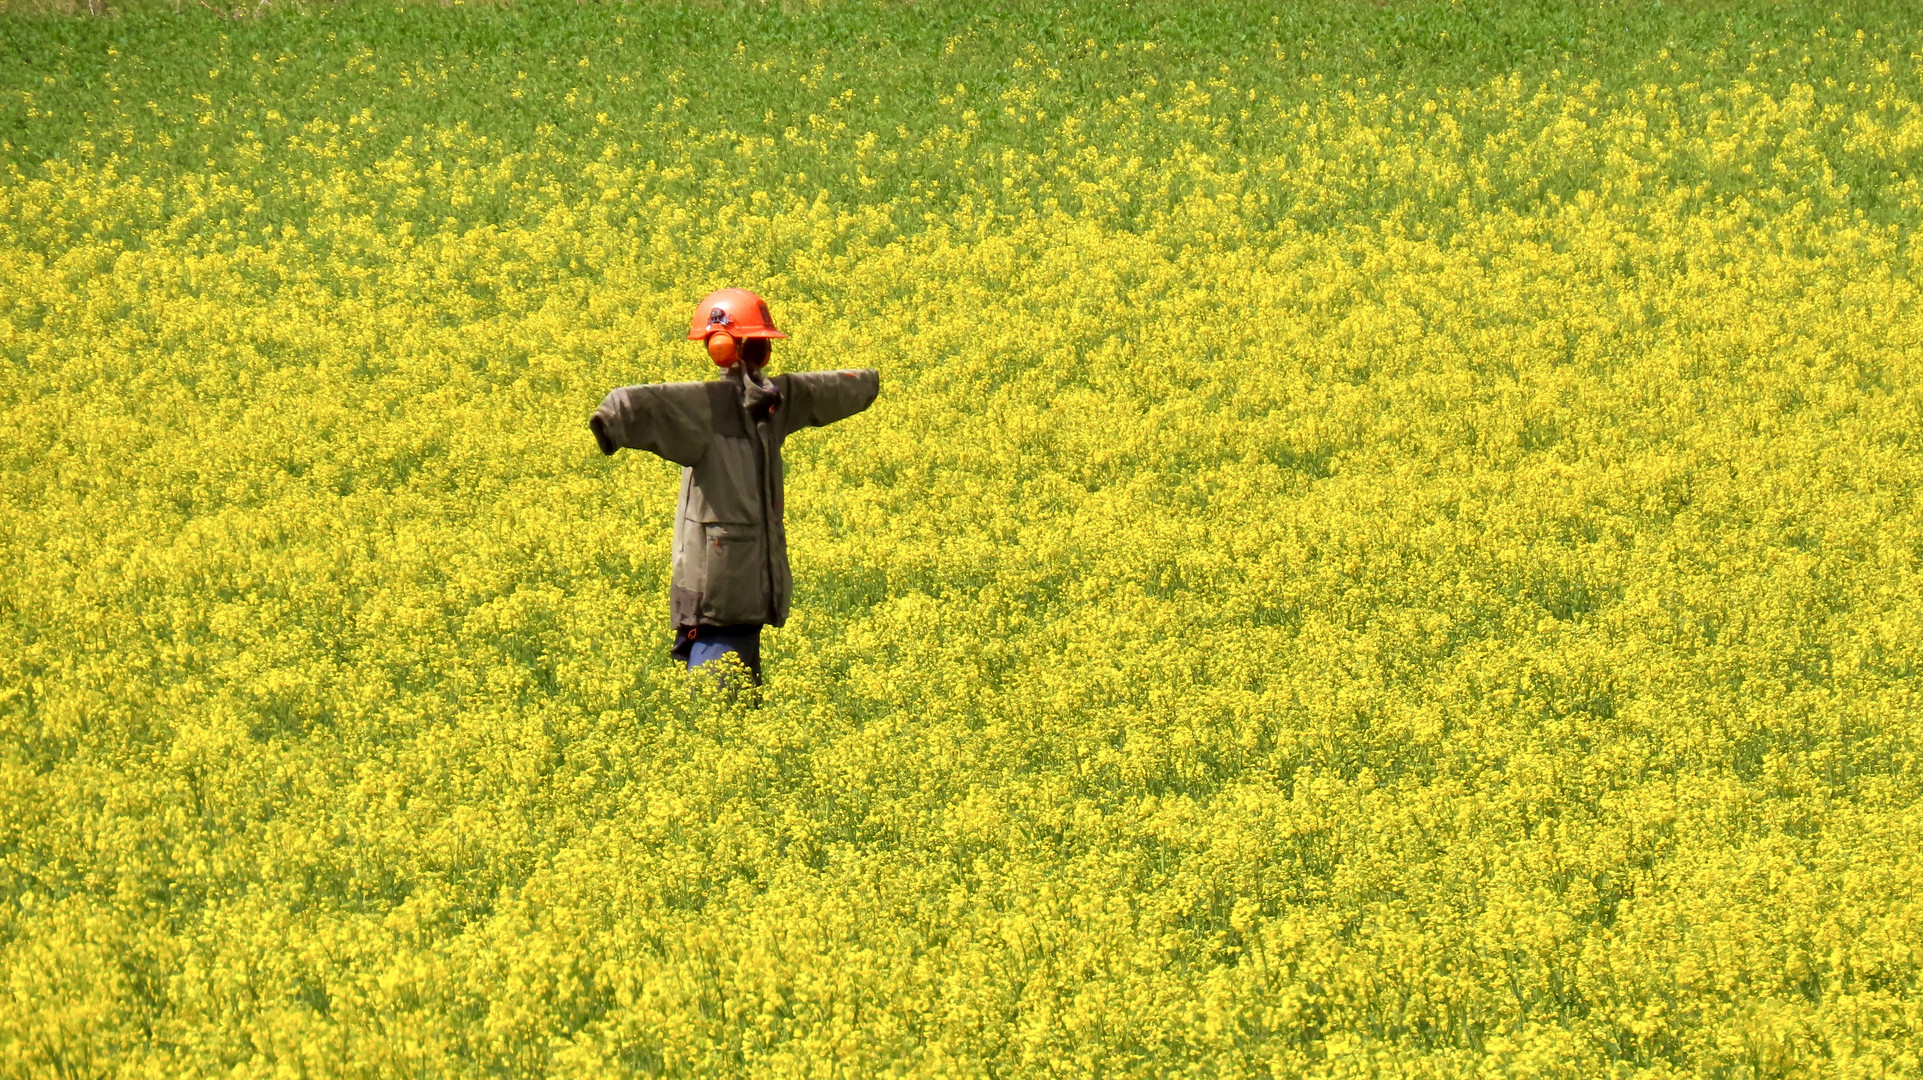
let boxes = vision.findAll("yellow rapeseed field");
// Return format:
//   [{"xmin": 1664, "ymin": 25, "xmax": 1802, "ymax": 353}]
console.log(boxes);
[{"xmin": 2, "ymin": 2, "xmax": 1921, "ymax": 1076}]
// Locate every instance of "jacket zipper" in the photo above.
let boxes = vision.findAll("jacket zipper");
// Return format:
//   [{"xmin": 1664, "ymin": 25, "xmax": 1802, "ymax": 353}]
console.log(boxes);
[{"xmin": 745, "ymin": 396, "xmax": 779, "ymax": 624}]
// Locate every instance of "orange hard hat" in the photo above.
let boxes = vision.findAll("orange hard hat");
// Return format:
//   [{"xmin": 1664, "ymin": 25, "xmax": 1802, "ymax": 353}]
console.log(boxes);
[{"xmin": 687, "ymin": 288, "xmax": 787, "ymax": 343}]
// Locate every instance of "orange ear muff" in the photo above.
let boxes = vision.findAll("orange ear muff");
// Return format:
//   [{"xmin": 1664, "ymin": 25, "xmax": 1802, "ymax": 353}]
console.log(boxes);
[{"xmin": 706, "ymin": 331, "xmax": 739, "ymax": 367}]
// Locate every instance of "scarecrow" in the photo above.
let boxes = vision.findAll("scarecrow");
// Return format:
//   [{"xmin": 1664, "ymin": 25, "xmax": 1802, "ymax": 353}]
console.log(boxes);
[{"xmin": 590, "ymin": 288, "xmax": 880, "ymax": 682}]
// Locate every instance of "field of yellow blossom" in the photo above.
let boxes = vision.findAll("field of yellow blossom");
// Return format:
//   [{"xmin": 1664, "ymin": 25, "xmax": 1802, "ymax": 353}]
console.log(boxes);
[{"xmin": 3, "ymin": 1, "xmax": 1922, "ymax": 1075}]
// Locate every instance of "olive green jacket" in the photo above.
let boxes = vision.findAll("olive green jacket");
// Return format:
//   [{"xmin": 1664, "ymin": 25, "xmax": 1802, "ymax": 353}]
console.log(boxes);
[{"xmin": 589, "ymin": 368, "xmax": 880, "ymax": 628}]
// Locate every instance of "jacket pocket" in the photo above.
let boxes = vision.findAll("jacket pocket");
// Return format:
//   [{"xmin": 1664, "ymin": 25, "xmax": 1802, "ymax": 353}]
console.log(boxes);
[{"xmin": 697, "ymin": 521, "xmax": 767, "ymax": 624}]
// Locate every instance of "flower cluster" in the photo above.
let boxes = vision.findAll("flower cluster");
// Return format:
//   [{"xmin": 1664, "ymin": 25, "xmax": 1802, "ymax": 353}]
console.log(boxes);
[{"xmin": 2, "ymin": 4, "xmax": 1921, "ymax": 1076}]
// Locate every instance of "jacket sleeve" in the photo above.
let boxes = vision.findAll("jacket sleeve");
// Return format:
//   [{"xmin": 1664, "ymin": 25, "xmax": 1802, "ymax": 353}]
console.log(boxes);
[
  {"xmin": 588, "ymin": 382, "xmax": 714, "ymax": 466},
  {"xmin": 778, "ymin": 369, "xmax": 880, "ymax": 431}
]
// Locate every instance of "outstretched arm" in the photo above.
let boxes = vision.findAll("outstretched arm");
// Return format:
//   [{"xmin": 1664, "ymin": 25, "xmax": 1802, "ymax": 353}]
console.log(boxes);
[
  {"xmin": 777, "ymin": 369, "xmax": 881, "ymax": 431},
  {"xmin": 589, "ymin": 382, "xmax": 715, "ymax": 466}
]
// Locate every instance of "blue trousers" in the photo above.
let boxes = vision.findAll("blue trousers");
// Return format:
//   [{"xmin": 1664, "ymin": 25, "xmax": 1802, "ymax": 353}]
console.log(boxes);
[{"xmin": 672, "ymin": 623, "xmax": 763, "ymax": 683}]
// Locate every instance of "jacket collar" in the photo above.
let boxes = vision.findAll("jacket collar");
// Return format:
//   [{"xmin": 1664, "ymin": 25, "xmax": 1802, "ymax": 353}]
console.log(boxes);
[{"xmin": 725, "ymin": 363, "xmax": 782, "ymax": 415}]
